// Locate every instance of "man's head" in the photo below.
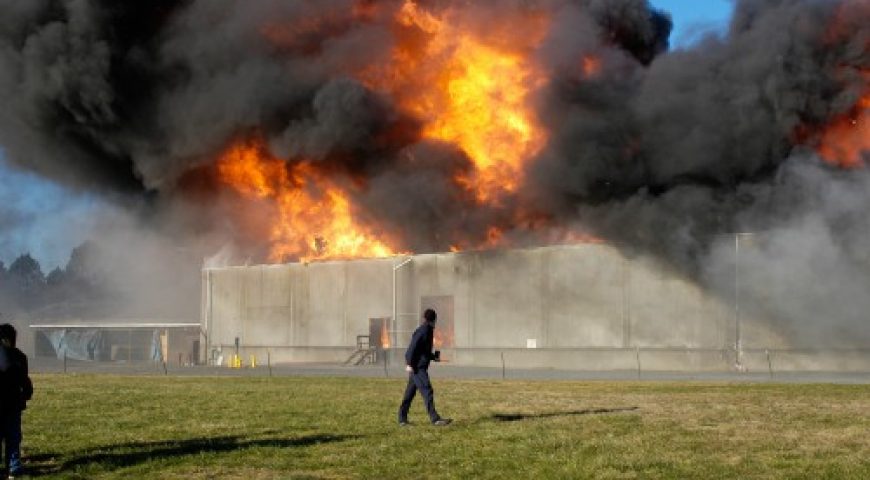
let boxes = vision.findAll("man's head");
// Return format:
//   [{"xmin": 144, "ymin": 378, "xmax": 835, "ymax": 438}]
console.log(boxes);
[
  {"xmin": 423, "ymin": 308, "xmax": 437, "ymax": 326},
  {"xmin": 0, "ymin": 323, "xmax": 16, "ymax": 347}
]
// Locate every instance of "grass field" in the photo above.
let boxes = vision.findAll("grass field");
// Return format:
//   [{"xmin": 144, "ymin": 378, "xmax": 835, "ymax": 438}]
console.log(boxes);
[{"xmin": 15, "ymin": 374, "xmax": 870, "ymax": 479}]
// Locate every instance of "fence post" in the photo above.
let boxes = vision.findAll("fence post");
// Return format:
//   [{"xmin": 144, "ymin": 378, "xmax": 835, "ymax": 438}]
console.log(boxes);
[
  {"xmin": 635, "ymin": 346, "xmax": 641, "ymax": 380},
  {"xmin": 63, "ymin": 350, "xmax": 67, "ymax": 374},
  {"xmin": 766, "ymin": 349, "xmax": 773, "ymax": 379},
  {"xmin": 501, "ymin": 352, "xmax": 505, "ymax": 380},
  {"xmin": 267, "ymin": 351, "xmax": 272, "ymax": 377}
]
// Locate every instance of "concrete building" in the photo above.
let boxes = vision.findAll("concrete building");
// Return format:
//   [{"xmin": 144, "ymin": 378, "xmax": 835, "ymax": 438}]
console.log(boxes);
[{"xmin": 202, "ymin": 244, "xmax": 869, "ymax": 372}]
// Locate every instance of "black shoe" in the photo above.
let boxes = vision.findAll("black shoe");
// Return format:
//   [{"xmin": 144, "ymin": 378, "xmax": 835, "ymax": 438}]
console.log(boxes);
[{"xmin": 432, "ymin": 418, "xmax": 452, "ymax": 426}]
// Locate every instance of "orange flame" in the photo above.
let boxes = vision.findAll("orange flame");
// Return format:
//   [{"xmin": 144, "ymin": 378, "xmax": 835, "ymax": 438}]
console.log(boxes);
[
  {"xmin": 217, "ymin": 141, "xmax": 399, "ymax": 262},
  {"xmin": 433, "ymin": 328, "xmax": 444, "ymax": 349},
  {"xmin": 433, "ymin": 320, "xmax": 454, "ymax": 350},
  {"xmin": 380, "ymin": 320, "xmax": 390, "ymax": 349},
  {"xmin": 240, "ymin": 2, "xmax": 604, "ymax": 261},
  {"xmin": 817, "ymin": 89, "xmax": 870, "ymax": 168},
  {"xmin": 365, "ymin": 0, "xmax": 549, "ymax": 203},
  {"xmin": 582, "ymin": 55, "xmax": 602, "ymax": 78},
  {"xmin": 817, "ymin": 4, "xmax": 870, "ymax": 168}
]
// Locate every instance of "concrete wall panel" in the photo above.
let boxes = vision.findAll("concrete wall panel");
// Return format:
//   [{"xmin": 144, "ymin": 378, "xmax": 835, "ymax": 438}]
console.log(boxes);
[
  {"xmin": 545, "ymin": 246, "xmax": 624, "ymax": 348},
  {"xmin": 203, "ymin": 244, "xmax": 866, "ymax": 371},
  {"xmin": 468, "ymin": 250, "xmax": 543, "ymax": 348},
  {"xmin": 627, "ymin": 256, "xmax": 728, "ymax": 348},
  {"xmin": 244, "ymin": 266, "xmax": 293, "ymax": 347},
  {"xmin": 303, "ymin": 262, "xmax": 347, "ymax": 346},
  {"xmin": 343, "ymin": 259, "xmax": 394, "ymax": 345},
  {"xmin": 208, "ymin": 269, "xmax": 243, "ymax": 346}
]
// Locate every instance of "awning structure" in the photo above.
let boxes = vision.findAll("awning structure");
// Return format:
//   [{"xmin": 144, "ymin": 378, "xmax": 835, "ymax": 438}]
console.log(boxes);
[
  {"xmin": 31, "ymin": 322, "xmax": 201, "ymax": 362},
  {"xmin": 31, "ymin": 322, "xmax": 200, "ymax": 329}
]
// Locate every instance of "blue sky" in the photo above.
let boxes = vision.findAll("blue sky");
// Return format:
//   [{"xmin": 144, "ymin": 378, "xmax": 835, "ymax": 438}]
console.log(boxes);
[
  {"xmin": 0, "ymin": 150, "xmax": 101, "ymax": 271},
  {"xmin": 651, "ymin": 0, "xmax": 734, "ymax": 47},
  {"xmin": 0, "ymin": 0, "xmax": 735, "ymax": 271}
]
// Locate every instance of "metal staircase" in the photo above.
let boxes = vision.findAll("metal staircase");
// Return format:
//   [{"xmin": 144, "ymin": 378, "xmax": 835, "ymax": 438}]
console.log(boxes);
[{"xmin": 344, "ymin": 335, "xmax": 377, "ymax": 365}]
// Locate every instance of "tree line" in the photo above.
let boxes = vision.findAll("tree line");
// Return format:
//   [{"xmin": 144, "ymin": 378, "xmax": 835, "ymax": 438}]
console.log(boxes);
[{"xmin": 0, "ymin": 242, "xmax": 106, "ymax": 318}]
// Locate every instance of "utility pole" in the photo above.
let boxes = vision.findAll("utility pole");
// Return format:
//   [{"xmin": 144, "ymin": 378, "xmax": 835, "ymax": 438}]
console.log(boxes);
[{"xmin": 734, "ymin": 232, "xmax": 753, "ymax": 371}]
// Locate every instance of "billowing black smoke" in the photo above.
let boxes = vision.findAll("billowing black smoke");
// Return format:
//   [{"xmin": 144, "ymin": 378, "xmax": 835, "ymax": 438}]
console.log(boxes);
[
  {"xmin": 532, "ymin": 0, "xmax": 864, "ymax": 252},
  {"xmin": 528, "ymin": 0, "xmax": 869, "ymax": 345},
  {"xmin": 0, "ymin": 0, "xmax": 868, "ymax": 344},
  {"xmin": 0, "ymin": 0, "xmax": 670, "ymax": 199}
]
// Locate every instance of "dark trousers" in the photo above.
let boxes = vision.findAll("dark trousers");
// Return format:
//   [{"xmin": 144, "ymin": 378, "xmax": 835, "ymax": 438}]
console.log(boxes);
[
  {"xmin": 398, "ymin": 368, "xmax": 440, "ymax": 423},
  {"xmin": 0, "ymin": 411, "xmax": 22, "ymax": 473}
]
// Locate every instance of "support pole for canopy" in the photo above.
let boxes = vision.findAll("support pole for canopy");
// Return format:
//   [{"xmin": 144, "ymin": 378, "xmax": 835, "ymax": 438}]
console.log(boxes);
[{"xmin": 392, "ymin": 257, "xmax": 413, "ymax": 354}]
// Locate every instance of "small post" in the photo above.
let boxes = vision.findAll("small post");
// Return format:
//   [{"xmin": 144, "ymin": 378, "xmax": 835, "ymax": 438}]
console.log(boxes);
[
  {"xmin": 163, "ymin": 361, "xmax": 168, "ymax": 375},
  {"xmin": 766, "ymin": 349, "xmax": 773, "ymax": 380},
  {"xmin": 635, "ymin": 346, "xmax": 641, "ymax": 380},
  {"xmin": 383, "ymin": 348, "xmax": 389, "ymax": 378},
  {"xmin": 267, "ymin": 351, "xmax": 272, "ymax": 377},
  {"xmin": 501, "ymin": 352, "xmax": 505, "ymax": 380},
  {"xmin": 63, "ymin": 350, "xmax": 67, "ymax": 374}
]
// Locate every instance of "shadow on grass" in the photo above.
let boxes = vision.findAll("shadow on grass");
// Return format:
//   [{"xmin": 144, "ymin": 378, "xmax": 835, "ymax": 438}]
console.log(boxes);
[
  {"xmin": 491, "ymin": 406, "xmax": 639, "ymax": 422},
  {"xmin": 24, "ymin": 433, "xmax": 359, "ymax": 476}
]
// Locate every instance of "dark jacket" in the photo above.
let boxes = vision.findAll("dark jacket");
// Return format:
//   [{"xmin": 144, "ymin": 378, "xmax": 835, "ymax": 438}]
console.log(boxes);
[
  {"xmin": 405, "ymin": 323, "xmax": 436, "ymax": 371},
  {"xmin": 0, "ymin": 346, "xmax": 33, "ymax": 413}
]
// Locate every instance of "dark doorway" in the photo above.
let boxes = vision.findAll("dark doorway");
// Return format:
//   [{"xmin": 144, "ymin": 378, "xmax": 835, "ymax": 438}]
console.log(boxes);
[{"xmin": 369, "ymin": 317, "xmax": 391, "ymax": 349}]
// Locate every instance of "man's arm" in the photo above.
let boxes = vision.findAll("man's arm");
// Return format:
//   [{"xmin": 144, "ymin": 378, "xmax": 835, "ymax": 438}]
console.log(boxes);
[
  {"xmin": 405, "ymin": 327, "xmax": 425, "ymax": 370},
  {"xmin": 21, "ymin": 353, "xmax": 32, "ymax": 401}
]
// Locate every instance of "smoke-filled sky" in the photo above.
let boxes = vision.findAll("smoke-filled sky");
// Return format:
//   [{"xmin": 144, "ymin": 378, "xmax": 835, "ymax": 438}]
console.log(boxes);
[
  {"xmin": 0, "ymin": 0, "xmax": 735, "ymax": 269},
  {"xmin": 0, "ymin": 0, "xmax": 736, "ymax": 269},
  {"xmin": 0, "ymin": 0, "xmax": 867, "ymax": 344}
]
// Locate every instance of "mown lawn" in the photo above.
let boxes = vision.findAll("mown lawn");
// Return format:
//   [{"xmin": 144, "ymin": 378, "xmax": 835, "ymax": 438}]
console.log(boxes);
[{"xmin": 18, "ymin": 374, "xmax": 870, "ymax": 479}]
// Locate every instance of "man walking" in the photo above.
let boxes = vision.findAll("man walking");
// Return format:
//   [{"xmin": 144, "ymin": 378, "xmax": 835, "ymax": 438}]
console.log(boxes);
[
  {"xmin": 398, "ymin": 309, "xmax": 451, "ymax": 426},
  {"xmin": 0, "ymin": 324, "xmax": 33, "ymax": 479}
]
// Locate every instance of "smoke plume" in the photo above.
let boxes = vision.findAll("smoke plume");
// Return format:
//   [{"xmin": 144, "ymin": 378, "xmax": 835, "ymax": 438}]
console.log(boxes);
[{"xmin": 0, "ymin": 0, "xmax": 868, "ymax": 343}]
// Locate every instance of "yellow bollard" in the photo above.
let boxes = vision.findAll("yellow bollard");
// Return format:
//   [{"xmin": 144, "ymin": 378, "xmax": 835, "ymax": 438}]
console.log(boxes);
[
  {"xmin": 249, "ymin": 355, "xmax": 257, "ymax": 368},
  {"xmin": 234, "ymin": 354, "xmax": 242, "ymax": 368}
]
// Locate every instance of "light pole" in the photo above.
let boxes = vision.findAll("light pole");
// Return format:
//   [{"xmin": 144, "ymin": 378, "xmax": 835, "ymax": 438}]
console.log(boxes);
[{"xmin": 734, "ymin": 232, "xmax": 753, "ymax": 371}]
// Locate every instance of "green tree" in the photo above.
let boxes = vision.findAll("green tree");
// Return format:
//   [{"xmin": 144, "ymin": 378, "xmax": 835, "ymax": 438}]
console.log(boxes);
[
  {"xmin": 7, "ymin": 253, "xmax": 45, "ymax": 309},
  {"xmin": 46, "ymin": 266, "xmax": 66, "ymax": 286},
  {"xmin": 65, "ymin": 241, "xmax": 101, "ymax": 285},
  {"xmin": 8, "ymin": 253, "xmax": 45, "ymax": 290}
]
